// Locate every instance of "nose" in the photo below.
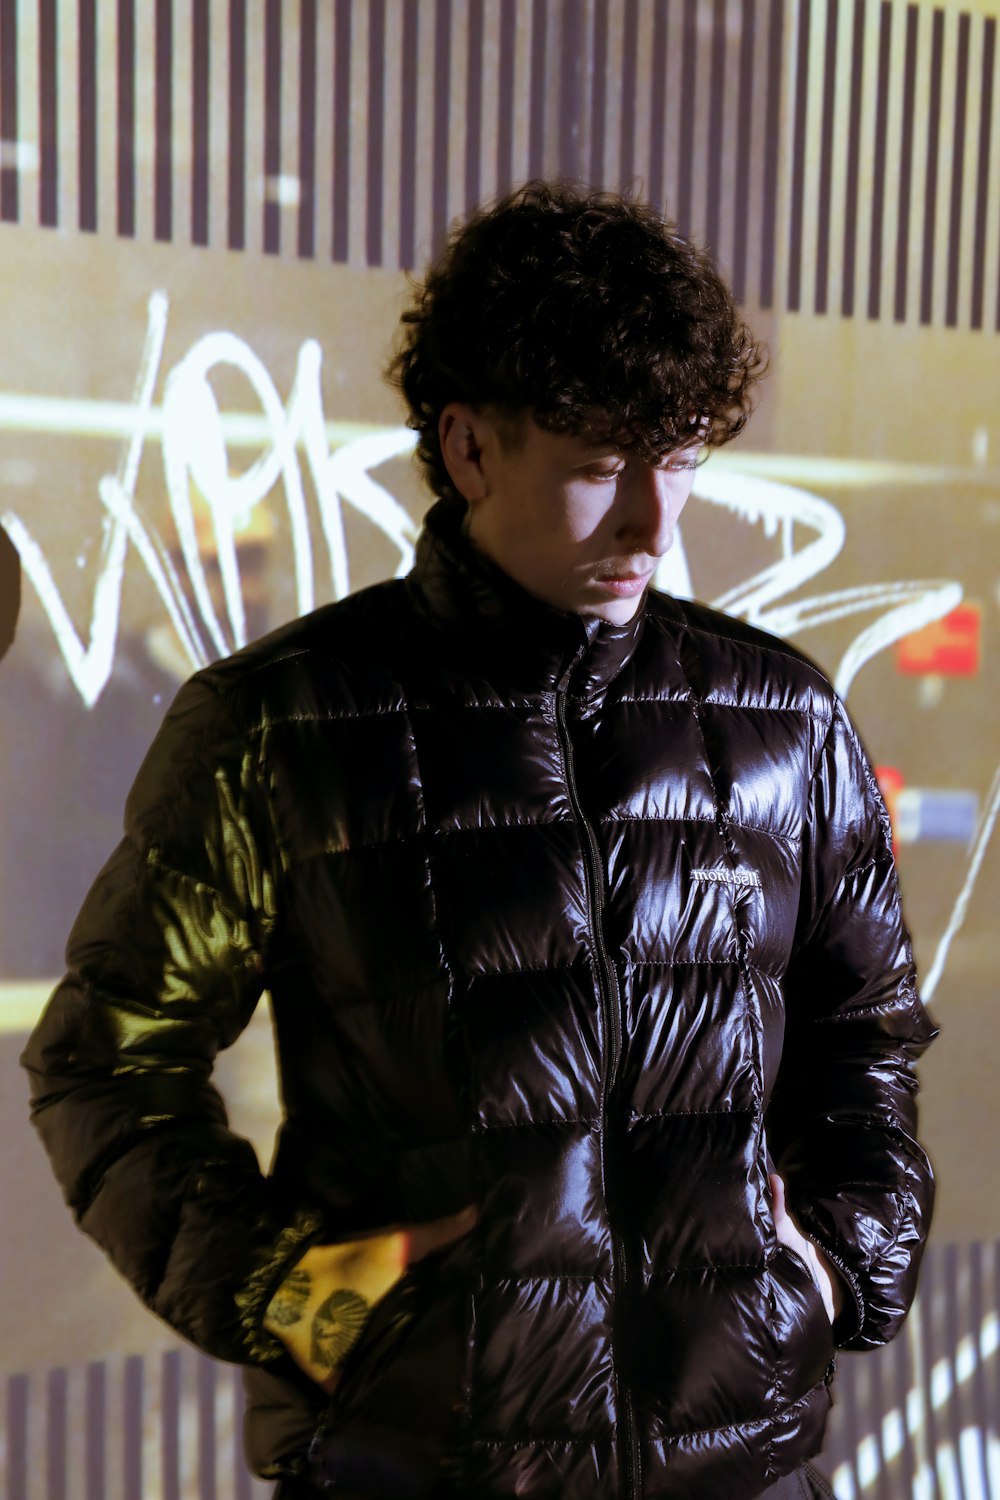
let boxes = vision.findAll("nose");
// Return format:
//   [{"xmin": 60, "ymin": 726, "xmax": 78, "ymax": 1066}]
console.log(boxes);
[{"xmin": 617, "ymin": 462, "xmax": 688, "ymax": 558}]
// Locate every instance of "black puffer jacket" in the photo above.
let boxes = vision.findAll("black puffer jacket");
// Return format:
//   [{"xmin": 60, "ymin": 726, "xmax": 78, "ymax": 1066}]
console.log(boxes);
[{"xmin": 24, "ymin": 496, "xmax": 936, "ymax": 1499}]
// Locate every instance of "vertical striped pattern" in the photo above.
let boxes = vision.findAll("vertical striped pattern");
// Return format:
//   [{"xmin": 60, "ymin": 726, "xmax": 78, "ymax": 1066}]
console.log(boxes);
[
  {"xmin": 77, "ymin": 0, "xmax": 97, "ymax": 231},
  {"xmin": 262, "ymin": 0, "xmax": 282, "ymax": 255},
  {"xmin": 868, "ymin": 3, "xmax": 892, "ymax": 317},
  {"xmin": 0, "ymin": 0, "xmax": 18, "ymax": 221},
  {"xmin": 192, "ymin": 0, "xmax": 210, "ymax": 245},
  {"xmin": 0, "ymin": 0, "xmax": 997, "ymax": 326},
  {"xmin": 227, "ymin": 0, "xmax": 246, "ymax": 250},
  {"xmin": 154, "ymin": 0, "xmax": 173, "ymax": 241},
  {"xmin": 971, "ymin": 17, "xmax": 995, "ymax": 329},
  {"xmin": 85, "ymin": 1361, "xmax": 105, "ymax": 1500},
  {"xmin": 840, "ymin": 0, "xmax": 865, "ymax": 315},
  {"xmin": 1, "ymin": 1351, "xmax": 272, "ymax": 1500},
  {"xmin": 894, "ymin": 5, "xmax": 919, "ymax": 320},
  {"xmin": 38, "ymin": 0, "xmax": 57, "ymax": 226},
  {"xmin": 116, "ymin": 0, "xmax": 135, "ymax": 236}
]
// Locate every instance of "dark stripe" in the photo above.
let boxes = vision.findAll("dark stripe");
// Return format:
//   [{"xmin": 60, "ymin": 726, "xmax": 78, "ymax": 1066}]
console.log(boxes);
[
  {"xmin": 123, "ymin": 1355, "xmax": 143, "ymax": 1500},
  {"xmin": 837, "ymin": 1330, "xmax": 863, "ymax": 1494},
  {"xmin": 6, "ymin": 1373, "xmax": 28, "ymax": 1500},
  {"xmin": 867, "ymin": 1342, "xmax": 890, "ymax": 1500},
  {"xmin": 192, "ymin": 0, "xmax": 210, "ymax": 244},
  {"xmin": 944, "ymin": 12, "xmax": 970, "ymax": 328},
  {"xmin": 465, "ymin": 0, "xmax": 484, "ymax": 211},
  {"xmin": 676, "ymin": 0, "xmax": 697, "ymax": 237},
  {"xmin": 759, "ymin": 0, "xmax": 783, "ymax": 307},
  {"xmin": 891, "ymin": 1305, "xmax": 916, "ymax": 1498},
  {"xmin": 786, "ymin": 0, "xmax": 810, "ymax": 311},
  {"xmin": 227, "ymin": 0, "xmax": 246, "ymax": 250},
  {"xmin": 39, "ymin": 0, "xmax": 58, "ymax": 226},
  {"xmin": 648, "ymin": 0, "xmax": 669, "ymax": 211},
  {"xmin": 263, "ymin": 0, "xmax": 281, "ymax": 254},
  {"xmin": 398, "ymin": 0, "xmax": 418, "ymax": 267},
  {"xmin": 840, "ymin": 0, "xmax": 864, "ymax": 316},
  {"xmin": 78, "ymin": 0, "xmax": 97, "ymax": 230},
  {"xmin": 731, "ymin": 0, "xmax": 754, "ymax": 300},
  {"xmin": 558, "ymin": 0, "xmax": 583, "ymax": 181},
  {"xmin": 971, "ymin": 18, "xmax": 995, "ymax": 329},
  {"xmin": 85, "ymin": 1362, "xmax": 106, "ymax": 1500},
  {"xmin": 46, "ymin": 1367, "xmax": 68, "ymax": 1500},
  {"xmin": 619, "ymin": 0, "xmax": 638, "ymax": 186},
  {"xmin": 893, "ymin": 5, "xmax": 918, "ymax": 321},
  {"xmin": 117, "ymin": 0, "xmax": 135, "ymax": 236},
  {"xmin": 197, "ymin": 1355, "xmax": 217, "ymax": 1500},
  {"xmin": 919, "ymin": 8, "xmax": 945, "ymax": 325},
  {"xmin": 0, "ymin": 0, "xmax": 18, "ymax": 221},
  {"xmin": 332, "ymin": 0, "xmax": 351, "ymax": 262},
  {"xmin": 867, "ymin": 2, "xmax": 892, "ymax": 319},
  {"xmin": 161, "ymin": 1351, "xmax": 180, "ymax": 1500},
  {"xmin": 918, "ymin": 1253, "xmax": 943, "ymax": 1494},
  {"xmin": 528, "ymin": 0, "xmax": 547, "ymax": 180},
  {"xmin": 432, "ymin": 0, "xmax": 452, "ymax": 255},
  {"xmin": 589, "ymin": 0, "xmax": 608, "ymax": 187},
  {"xmin": 233, "ymin": 1366, "xmax": 252, "ymax": 1500},
  {"xmin": 366, "ymin": 0, "xmax": 385, "ymax": 265},
  {"xmin": 497, "ymin": 0, "xmax": 516, "ymax": 193},
  {"xmin": 814, "ymin": 0, "xmax": 838, "ymax": 313},
  {"xmin": 941, "ymin": 1245, "xmax": 963, "ymax": 1470},
  {"xmin": 154, "ymin": 0, "xmax": 173, "ymax": 241},
  {"xmin": 704, "ymin": 0, "xmax": 726, "ymax": 254},
  {"xmin": 297, "ymin": 0, "xmax": 316, "ymax": 257},
  {"xmin": 968, "ymin": 1242, "xmax": 992, "ymax": 1496}
]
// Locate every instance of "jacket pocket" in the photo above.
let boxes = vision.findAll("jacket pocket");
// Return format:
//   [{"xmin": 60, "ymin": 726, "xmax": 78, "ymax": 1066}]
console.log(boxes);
[
  {"xmin": 770, "ymin": 1244, "xmax": 836, "ymax": 1401},
  {"xmin": 307, "ymin": 1249, "xmax": 469, "ymax": 1497}
]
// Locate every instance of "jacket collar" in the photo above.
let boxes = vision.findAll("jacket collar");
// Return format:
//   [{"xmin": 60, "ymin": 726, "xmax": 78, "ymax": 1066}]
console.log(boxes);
[{"xmin": 406, "ymin": 495, "xmax": 647, "ymax": 697}]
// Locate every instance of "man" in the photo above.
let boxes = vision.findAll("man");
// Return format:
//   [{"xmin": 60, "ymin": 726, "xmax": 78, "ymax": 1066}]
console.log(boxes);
[{"xmin": 23, "ymin": 184, "xmax": 936, "ymax": 1500}]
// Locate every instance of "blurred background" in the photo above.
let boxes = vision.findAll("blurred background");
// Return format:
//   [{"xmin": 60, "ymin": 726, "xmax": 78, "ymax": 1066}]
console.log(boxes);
[{"xmin": 0, "ymin": 2, "xmax": 996, "ymax": 1496}]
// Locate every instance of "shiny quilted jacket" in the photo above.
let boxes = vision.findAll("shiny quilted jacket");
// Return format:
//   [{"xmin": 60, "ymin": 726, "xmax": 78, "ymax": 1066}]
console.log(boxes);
[{"xmin": 24, "ymin": 496, "xmax": 936, "ymax": 1499}]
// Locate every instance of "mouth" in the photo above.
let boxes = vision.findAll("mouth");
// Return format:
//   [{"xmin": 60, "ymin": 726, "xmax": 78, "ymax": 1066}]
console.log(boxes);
[{"xmin": 593, "ymin": 570, "xmax": 653, "ymax": 597}]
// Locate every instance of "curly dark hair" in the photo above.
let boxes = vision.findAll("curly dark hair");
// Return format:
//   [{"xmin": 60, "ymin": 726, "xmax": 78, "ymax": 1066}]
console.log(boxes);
[{"xmin": 386, "ymin": 181, "xmax": 766, "ymax": 502}]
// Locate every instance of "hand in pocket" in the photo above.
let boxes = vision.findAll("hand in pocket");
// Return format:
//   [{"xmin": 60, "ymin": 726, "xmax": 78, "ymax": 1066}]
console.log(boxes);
[
  {"xmin": 769, "ymin": 1174, "xmax": 843, "ymax": 1325},
  {"xmin": 263, "ymin": 1203, "xmax": 478, "ymax": 1392}
]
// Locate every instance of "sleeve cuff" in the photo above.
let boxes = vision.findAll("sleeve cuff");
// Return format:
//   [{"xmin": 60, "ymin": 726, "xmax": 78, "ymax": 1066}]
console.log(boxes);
[{"xmin": 234, "ymin": 1208, "xmax": 328, "ymax": 1362}]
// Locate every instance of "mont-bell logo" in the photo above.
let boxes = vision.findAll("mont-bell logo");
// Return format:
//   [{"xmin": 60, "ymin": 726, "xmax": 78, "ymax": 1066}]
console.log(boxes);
[{"xmin": 691, "ymin": 867, "xmax": 762, "ymax": 889}]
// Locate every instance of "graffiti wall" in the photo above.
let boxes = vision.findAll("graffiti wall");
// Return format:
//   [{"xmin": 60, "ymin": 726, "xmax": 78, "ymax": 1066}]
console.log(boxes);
[{"xmin": 0, "ymin": 2, "xmax": 997, "ymax": 1497}]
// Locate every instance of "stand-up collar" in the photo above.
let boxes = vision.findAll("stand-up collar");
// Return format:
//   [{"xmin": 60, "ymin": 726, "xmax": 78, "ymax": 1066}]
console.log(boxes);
[{"xmin": 405, "ymin": 495, "xmax": 647, "ymax": 697}]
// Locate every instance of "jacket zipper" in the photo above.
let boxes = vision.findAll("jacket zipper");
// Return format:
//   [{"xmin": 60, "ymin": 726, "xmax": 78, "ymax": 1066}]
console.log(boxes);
[{"xmin": 555, "ymin": 680, "xmax": 641, "ymax": 1500}]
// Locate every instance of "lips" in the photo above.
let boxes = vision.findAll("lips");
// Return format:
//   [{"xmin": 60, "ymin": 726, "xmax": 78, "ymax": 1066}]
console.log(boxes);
[{"xmin": 594, "ymin": 571, "xmax": 652, "ymax": 596}]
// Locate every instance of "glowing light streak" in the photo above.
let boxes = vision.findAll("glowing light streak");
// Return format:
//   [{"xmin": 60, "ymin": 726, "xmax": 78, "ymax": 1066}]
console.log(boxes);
[
  {"xmin": 0, "ymin": 389, "xmax": 381, "ymax": 448},
  {"xmin": 922, "ymin": 763, "xmax": 1000, "ymax": 1001}
]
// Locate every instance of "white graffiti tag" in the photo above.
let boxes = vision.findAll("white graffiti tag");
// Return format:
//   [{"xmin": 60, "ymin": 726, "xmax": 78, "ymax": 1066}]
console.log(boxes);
[{"xmin": 2, "ymin": 294, "xmax": 418, "ymax": 706}]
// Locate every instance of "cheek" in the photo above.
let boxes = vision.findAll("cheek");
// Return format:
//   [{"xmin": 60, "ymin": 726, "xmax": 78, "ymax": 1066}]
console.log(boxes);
[{"xmin": 560, "ymin": 487, "xmax": 616, "ymax": 545}]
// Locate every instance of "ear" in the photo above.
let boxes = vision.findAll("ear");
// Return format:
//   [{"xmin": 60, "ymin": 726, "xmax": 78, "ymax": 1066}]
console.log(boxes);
[{"xmin": 438, "ymin": 403, "xmax": 490, "ymax": 503}]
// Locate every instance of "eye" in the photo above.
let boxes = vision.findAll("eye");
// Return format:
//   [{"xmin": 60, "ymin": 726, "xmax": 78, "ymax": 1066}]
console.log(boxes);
[{"xmin": 659, "ymin": 451, "xmax": 700, "ymax": 472}]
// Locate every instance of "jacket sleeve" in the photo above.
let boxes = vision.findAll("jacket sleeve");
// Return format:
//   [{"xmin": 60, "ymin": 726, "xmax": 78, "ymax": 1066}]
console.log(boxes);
[
  {"xmin": 766, "ymin": 693, "xmax": 938, "ymax": 1353},
  {"xmin": 21, "ymin": 672, "xmax": 322, "ymax": 1364}
]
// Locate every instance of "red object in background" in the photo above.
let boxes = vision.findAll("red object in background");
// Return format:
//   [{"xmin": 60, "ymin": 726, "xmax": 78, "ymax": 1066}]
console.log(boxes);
[
  {"xmin": 895, "ymin": 604, "xmax": 981, "ymax": 676},
  {"xmin": 875, "ymin": 766, "xmax": 904, "ymax": 854}
]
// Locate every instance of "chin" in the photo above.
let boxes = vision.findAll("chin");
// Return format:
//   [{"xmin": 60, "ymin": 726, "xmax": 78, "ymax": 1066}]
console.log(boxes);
[{"xmin": 582, "ymin": 598, "xmax": 642, "ymax": 626}]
